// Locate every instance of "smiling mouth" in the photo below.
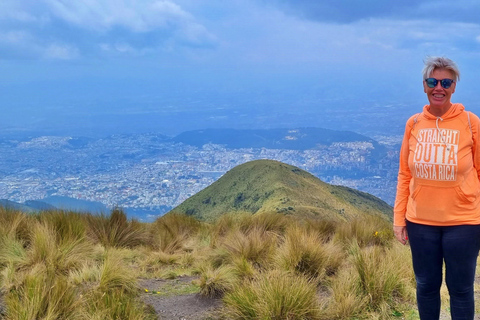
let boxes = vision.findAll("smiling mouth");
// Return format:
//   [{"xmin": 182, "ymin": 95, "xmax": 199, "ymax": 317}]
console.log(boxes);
[{"xmin": 433, "ymin": 94, "xmax": 445, "ymax": 98}]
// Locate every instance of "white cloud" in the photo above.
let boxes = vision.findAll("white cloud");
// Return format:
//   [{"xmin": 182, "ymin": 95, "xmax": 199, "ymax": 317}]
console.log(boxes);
[
  {"xmin": 0, "ymin": 0, "xmax": 216, "ymax": 60},
  {"xmin": 0, "ymin": 30, "xmax": 32, "ymax": 44},
  {"xmin": 42, "ymin": 0, "xmax": 191, "ymax": 32},
  {"xmin": 44, "ymin": 43, "xmax": 79, "ymax": 59}
]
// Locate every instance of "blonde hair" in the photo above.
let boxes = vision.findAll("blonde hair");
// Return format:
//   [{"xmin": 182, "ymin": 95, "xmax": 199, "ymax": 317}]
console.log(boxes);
[{"xmin": 422, "ymin": 56, "xmax": 460, "ymax": 81}]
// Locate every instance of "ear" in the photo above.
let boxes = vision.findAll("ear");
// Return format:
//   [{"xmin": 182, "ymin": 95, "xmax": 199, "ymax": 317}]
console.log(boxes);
[
  {"xmin": 423, "ymin": 81, "xmax": 427, "ymax": 93},
  {"xmin": 451, "ymin": 82, "xmax": 456, "ymax": 94}
]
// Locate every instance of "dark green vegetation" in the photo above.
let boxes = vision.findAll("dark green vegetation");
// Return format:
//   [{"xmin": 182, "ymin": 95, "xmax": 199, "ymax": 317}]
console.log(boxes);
[{"xmin": 171, "ymin": 159, "xmax": 393, "ymax": 222}]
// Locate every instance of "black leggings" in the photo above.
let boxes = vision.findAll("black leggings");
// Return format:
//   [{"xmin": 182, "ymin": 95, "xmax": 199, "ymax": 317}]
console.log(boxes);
[{"xmin": 406, "ymin": 221, "xmax": 480, "ymax": 320}]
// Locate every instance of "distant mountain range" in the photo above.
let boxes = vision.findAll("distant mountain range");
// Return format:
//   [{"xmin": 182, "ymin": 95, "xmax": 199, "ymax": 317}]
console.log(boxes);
[
  {"xmin": 170, "ymin": 159, "xmax": 393, "ymax": 222},
  {"xmin": 172, "ymin": 127, "xmax": 382, "ymax": 150},
  {"xmin": 8, "ymin": 127, "xmax": 385, "ymax": 151},
  {"xmin": 0, "ymin": 196, "xmax": 108, "ymax": 214}
]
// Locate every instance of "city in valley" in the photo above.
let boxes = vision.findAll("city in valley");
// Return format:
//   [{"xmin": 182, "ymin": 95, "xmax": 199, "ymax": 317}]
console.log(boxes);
[{"xmin": 0, "ymin": 133, "xmax": 402, "ymax": 221}]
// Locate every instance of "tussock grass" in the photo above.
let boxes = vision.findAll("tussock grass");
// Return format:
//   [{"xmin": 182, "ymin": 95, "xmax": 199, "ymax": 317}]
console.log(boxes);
[
  {"xmin": 275, "ymin": 225, "xmax": 344, "ymax": 281},
  {"xmin": 0, "ymin": 207, "xmax": 421, "ymax": 319},
  {"xmin": 97, "ymin": 249, "xmax": 138, "ymax": 295},
  {"xmin": 198, "ymin": 264, "xmax": 239, "ymax": 298},
  {"xmin": 348, "ymin": 240, "xmax": 414, "ymax": 316},
  {"xmin": 86, "ymin": 208, "xmax": 148, "ymax": 248},
  {"xmin": 5, "ymin": 264, "xmax": 82, "ymax": 320},
  {"xmin": 221, "ymin": 227, "xmax": 278, "ymax": 268},
  {"xmin": 237, "ymin": 211, "xmax": 290, "ymax": 234},
  {"xmin": 224, "ymin": 269, "xmax": 322, "ymax": 320},
  {"xmin": 0, "ymin": 234, "xmax": 26, "ymax": 269},
  {"xmin": 323, "ymin": 265, "xmax": 369, "ymax": 319},
  {"xmin": 25, "ymin": 220, "xmax": 92, "ymax": 276},
  {"xmin": 81, "ymin": 249, "xmax": 152, "ymax": 320},
  {"xmin": 304, "ymin": 217, "xmax": 339, "ymax": 242},
  {"xmin": 149, "ymin": 212, "xmax": 202, "ymax": 253},
  {"xmin": 35, "ymin": 210, "xmax": 87, "ymax": 244},
  {"xmin": 231, "ymin": 256, "xmax": 256, "ymax": 280},
  {"xmin": 334, "ymin": 214, "xmax": 393, "ymax": 248},
  {"xmin": 0, "ymin": 208, "xmax": 30, "ymax": 244},
  {"xmin": 84, "ymin": 287, "xmax": 156, "ymax": 320},
  {"xmin": 137, "ymin": 250, "xmax": 180, "ymax": 277}
]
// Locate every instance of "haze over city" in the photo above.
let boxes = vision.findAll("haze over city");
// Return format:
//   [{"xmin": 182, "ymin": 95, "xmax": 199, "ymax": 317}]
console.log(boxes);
[{"xmin": 1, "ymin": 0, "xmax": 480, "ymax": 138}]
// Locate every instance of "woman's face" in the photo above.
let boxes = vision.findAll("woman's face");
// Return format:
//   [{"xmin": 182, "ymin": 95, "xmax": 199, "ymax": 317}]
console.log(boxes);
[{"xmin": 423, "ymin": 68, "xmax": 456, "ymax": 113}]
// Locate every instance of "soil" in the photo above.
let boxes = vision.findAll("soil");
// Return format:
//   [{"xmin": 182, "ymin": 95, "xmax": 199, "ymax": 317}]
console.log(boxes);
[{"xmin": 138, "ymin": 276, "xmax": 224, "ymax": 320}]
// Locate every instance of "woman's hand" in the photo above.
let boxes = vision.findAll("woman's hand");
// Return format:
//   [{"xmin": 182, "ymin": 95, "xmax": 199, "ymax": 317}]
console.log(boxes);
[{"xmin": 394, "ymin": 225, "xmax": 408, "ymax": 245}]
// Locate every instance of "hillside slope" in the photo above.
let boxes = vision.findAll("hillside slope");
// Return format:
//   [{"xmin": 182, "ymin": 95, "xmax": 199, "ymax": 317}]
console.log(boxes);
[{"xmin": 171, "ymin": 159, "xmax": 392, "ymax": 221}]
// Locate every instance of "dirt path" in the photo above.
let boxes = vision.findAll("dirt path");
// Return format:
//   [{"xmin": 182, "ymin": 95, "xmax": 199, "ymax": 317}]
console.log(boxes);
[{"xmin": 138, "ymin": 276, "xmax": 224, "ymax": 320}]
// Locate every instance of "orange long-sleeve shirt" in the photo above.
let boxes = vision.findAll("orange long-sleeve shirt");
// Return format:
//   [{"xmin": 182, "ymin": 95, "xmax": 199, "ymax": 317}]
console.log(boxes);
[{"xmin": 394, "ymin": 103, "xmax": 480, "ymax": 227}]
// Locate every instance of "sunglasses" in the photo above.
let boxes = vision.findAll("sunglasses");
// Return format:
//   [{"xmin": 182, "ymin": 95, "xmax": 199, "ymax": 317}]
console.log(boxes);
[{"xmin": 425, "ymin": 78, "xmax": 455, "ymax": 89}]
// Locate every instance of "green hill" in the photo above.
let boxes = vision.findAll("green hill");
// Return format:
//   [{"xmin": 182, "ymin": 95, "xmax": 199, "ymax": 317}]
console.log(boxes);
[{"xmin": 170, "ymin": 159, "xmax": 393, "ymax": 221}]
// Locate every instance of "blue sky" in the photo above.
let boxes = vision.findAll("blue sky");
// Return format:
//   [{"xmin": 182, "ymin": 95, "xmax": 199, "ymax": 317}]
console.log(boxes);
[{"xmin": 1, "ymin": 0, "xmax": 480, "ymax": 136}]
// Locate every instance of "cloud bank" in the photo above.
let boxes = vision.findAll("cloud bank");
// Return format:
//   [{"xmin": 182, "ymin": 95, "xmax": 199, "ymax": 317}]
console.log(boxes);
[{"xmin": 0, "ymin": 0, "xmax": 216, "ymax": 60}]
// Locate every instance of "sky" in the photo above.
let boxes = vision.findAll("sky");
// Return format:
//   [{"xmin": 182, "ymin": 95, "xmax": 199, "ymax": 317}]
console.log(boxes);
[{"xmin": 1, "ymin": 0, "xmax": 480, "ymax": 137}]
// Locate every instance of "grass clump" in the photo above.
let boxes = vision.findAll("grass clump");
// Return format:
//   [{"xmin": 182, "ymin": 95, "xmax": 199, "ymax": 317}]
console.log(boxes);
[
  {"xmin": 221, "ymin": 227, "xmax": 277, "ymax": 269},
  {"xmin": 149, "ymin": 213, "xmax": 202, "ymax": 253},
  {"xmin": 198, "ymin": 264, "xmax": 239, "ymax": 298},
  {"xmin": 86, "ymin": 208, "xmax": 148, "ymax": 248},
  {"xmin": 348, "ymin": 240, "xmax": 414, "ymax": 317},
  {"xmin": 5, "ymin": 264, "xmax": 81, "ymax": 320},
  {"xmin": 25, "ymin": 221, "xmax": 93, "ymax": 276},
  {"xmin": 334, "ymin": 214, "xmax": 393, "ymax": 248},
  {"xmin": 224, "ymin": 270, "xmax": 322, "ymax": 319},
  {"xmin": 275, "ymin": 225, "xmax": 343, "ymax": 281}
]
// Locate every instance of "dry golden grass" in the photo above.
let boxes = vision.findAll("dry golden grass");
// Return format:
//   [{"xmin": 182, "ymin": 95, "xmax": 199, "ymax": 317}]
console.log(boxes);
[
  {"xmin": 0, "ymin": 207, "xmax": 422, "ymax": 319},
  {"xmin": 275, "ymin": 225, "xmax": 344, "ymax": 282},
  {"xmin": 224, "ymin": 269, "xmax": 322, "ymax": 319},
  {"xmin": 86, "ymin": 208, "xmax": 148, "ymax": 248},
  {"xmin": 197, "ymin": 264, "xmax": 239, "ymax": 298}
]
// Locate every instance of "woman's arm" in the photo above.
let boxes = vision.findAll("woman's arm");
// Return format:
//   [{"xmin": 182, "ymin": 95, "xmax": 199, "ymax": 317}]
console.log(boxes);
[{"xmin": 393, "ymin": 118, "xmax": 414, "ymax": 228}]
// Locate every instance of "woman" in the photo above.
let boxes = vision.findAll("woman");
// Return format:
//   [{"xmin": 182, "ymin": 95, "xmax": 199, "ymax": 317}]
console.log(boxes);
[{"xmin": 394, "ymin": 56, "xmax": 480, "ymax": 320}]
